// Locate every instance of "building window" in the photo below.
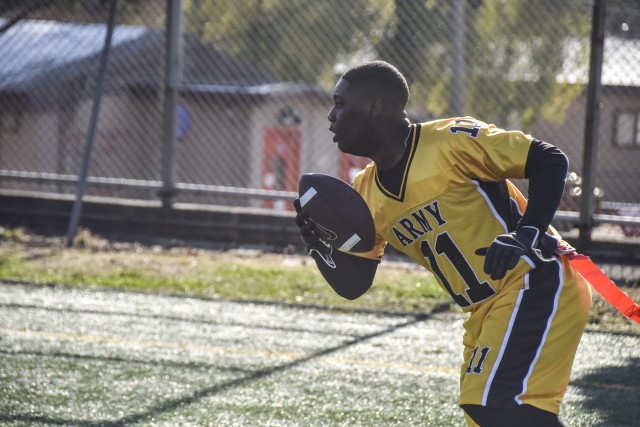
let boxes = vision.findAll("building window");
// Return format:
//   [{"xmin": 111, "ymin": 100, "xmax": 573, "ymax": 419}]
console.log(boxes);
[{"xmin": 614, "ymin": 110, "xmax": 640, "ymax": 148}]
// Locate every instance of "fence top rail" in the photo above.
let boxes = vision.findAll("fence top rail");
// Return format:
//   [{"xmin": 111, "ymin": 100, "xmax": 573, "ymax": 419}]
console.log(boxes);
[
  {"xmin": 0, "ymin": 170, "xmax": 297, "ymax": 200},
  {"xmin": 2, "ymin": 170, "xmax": 640, "ymax": 226}
]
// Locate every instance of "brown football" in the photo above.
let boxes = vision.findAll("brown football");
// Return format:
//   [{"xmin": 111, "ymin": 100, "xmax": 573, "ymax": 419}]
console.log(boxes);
[{"xmin": 298, "ymin": 173, "xmax": 375, "ymax": 253}]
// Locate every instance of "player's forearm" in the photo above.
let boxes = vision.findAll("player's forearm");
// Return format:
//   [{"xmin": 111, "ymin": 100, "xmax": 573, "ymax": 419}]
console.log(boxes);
[
  {"xmin": 520, "ymin": 139, "xmax": 569, "ymax": 232},
  {"xmin": 310, "ymin": 249, "xmax": 378, "ymax": 300}
]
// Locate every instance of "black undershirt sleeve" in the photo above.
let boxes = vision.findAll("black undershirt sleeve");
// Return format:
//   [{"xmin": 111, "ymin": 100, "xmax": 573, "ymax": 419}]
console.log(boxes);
[{"xmin": 518, "ymin": 139, "xmax": 569, "ymax": 233}]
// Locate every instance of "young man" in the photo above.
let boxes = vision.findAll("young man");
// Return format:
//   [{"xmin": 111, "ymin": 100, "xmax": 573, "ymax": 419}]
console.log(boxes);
[{"xmin": 294, "ymin": 61, "xmax": 592, "ymax": 426}]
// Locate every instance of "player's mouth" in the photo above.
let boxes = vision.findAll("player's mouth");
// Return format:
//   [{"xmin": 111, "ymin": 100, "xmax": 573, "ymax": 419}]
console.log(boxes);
[{"xmin": 329, "ymin": 127, "xmax": 338, "ymax": 142}]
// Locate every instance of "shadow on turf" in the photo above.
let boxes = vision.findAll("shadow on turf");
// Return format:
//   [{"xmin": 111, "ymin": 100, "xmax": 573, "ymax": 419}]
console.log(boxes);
[
  {"xmin": 0, "ymin": 313, "xmax": 432, "ymax": 426},
  {"xmin": 569, "ymin": 356, "xmax": 640, "ymax": 426},
  {"xmin": 3, "ymin": 319, "xmax": 639, "ymax": 426},
  {"xmin": 0, "ymin": 348, "xmax": 255, "ymax": 374}
]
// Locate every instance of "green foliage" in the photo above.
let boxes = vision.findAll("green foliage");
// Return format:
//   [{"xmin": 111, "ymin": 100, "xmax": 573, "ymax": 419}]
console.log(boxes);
[
  {"xmin": 374, "ymin": 0, "xmax": 591, "ymax": 126},
  {"xmin": 0, "ymin": 226, "xmax": 28, "ymax": 243},
  {"xmin": 180, "ymin": 0, "xmax": 593, "ymax": 127},
  {"xmin": 20, "ymin": 0, "xmax": 611, "ymax": 129},
  {"xmin": 184, "ymin": 0, "xmax": 384, "ymax": 82},
  {"xmin": 542, "ymin": 82, "xmax": 586, "ymax": 124}
]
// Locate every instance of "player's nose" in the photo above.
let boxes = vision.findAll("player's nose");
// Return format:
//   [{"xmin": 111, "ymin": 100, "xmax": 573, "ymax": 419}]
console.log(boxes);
[{"xmin": 327, "ymin": 107, "xmax": 336, "ymax": 123}]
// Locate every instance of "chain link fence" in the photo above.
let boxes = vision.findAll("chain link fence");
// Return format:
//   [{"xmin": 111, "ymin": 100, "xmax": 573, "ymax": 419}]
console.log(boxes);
[{"xmin": 0, "ymin": 0, "xmax": 639, "ymax": 244}]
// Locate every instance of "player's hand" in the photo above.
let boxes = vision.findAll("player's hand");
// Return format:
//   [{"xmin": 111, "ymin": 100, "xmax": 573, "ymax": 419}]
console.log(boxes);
[
  {"xmin": 483, "ymin": 226, "xmax": 540, "ymax": 280},
  {"xmin": 538, "ymin": 233, "xmax": 561, "ymax": 259},
  {"xmin": 293, "ymin": 198, "xmax": 332, "ymax": 255}
]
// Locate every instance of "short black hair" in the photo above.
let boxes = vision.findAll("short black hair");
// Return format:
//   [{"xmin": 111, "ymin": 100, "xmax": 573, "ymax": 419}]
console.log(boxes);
[{"xmin": 341, "ymin": 60, "xmax": 410, "ymax": 109}]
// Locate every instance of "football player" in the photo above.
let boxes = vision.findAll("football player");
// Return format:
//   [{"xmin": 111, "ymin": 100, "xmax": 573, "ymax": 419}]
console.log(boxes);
[{"xmin": 294, "ymin": 61, "xmax": 591, "ymax": 427}]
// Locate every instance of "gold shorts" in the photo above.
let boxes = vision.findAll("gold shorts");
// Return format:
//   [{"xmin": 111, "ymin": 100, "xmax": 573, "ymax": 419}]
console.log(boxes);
[{"xmin": 458, "ymin": 255, "xmax": 592, "ymax": 416}]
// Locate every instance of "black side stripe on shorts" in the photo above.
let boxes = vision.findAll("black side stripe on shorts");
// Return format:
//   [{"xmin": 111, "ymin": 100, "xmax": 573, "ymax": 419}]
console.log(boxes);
[{"xmin": 482, "ymin": 258, "xmax": 563, "ymax": 407}]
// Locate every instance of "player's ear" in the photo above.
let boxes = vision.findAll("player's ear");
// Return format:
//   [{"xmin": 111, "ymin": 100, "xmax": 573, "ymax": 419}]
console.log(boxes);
[{"xmin": 368, "ymin": 97, "xmax": 383, "ymax": 118}]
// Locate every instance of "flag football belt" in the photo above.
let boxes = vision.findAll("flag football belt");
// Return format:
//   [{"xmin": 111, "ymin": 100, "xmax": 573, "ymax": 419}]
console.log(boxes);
[{"xmin": 557, "ymin": 241, "xmax": 640, "ymax": 324}]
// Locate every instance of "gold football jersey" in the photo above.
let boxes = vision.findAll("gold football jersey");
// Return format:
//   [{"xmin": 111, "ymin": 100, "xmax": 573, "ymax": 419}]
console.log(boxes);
[{"xmin": 352, "ymin": 117, "xmax": 536, "ymax": 310}]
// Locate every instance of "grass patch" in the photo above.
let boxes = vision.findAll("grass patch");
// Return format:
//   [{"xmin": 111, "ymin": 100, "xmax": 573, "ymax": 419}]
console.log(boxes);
[
  {"xmin": 1, "ymin": 227, "xmax": 638, "ymax": 332},
  {"xmin": 0, "ymin": 228, "xmax": 450, "ymax": 314}
]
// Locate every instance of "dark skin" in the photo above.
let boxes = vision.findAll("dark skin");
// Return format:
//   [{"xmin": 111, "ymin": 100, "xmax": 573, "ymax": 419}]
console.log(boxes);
[
  {"xmin": 314, "ymin": 76, "xmax": 406, "ymax": 300},
  {"xmin": 317, "ymin": 76, "xmax": 565, "ymax": 426},
  {"xmin": 328, "ymin": 77, "xmax": 411, "ymax": 171}
]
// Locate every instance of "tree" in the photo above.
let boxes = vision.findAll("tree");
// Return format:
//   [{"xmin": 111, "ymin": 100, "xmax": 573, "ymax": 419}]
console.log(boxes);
[
  {"xmin": 182, "ymin": 0, "xmax": 599, "ymax": 128},
  {"xmin": 183, "ymin": 0, "xmax": 384, "ymax": 83},
  {"xmin": 373, "ymin": 0, "xmax": 592, "ymax": 126},
  {"xmin": 0, "ymin": 0, "xmax": 151, "ymax": 28}
]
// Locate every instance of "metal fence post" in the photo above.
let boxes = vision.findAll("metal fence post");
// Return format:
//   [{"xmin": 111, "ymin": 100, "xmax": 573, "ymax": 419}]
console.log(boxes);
[
  {"xmin": 451, "ymin": 0, "xmax": 466, "ymax": 117},
  {"xmin": 159, "ymin": 0, "xmax": 183, "ymax": 209},
  {"xmin": 579, "ymin": 0, "xmax": 605, "ymax": 244},
  {"xmin": 65, "ymin": 0, "xmax": 118, "ymax": 247}
]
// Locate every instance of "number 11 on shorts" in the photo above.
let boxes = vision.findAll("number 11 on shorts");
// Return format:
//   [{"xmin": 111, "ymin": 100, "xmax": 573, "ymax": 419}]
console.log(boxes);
[{"xmin": 466, "ymin": 346, "xmax": 490, "ymax": 374}]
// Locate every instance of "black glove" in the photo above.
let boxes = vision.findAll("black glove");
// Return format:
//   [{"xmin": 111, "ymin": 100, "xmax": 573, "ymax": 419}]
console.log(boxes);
[
  {"xmin": 483, "ymin": 226, "xmax": 540, "ymax": 280},
  {"xmin": 538, "ymin": 233, "xmax": 561, "ymax": 259},
  {"xmin": 293, "ymin": 198, "xmax": 332, "ymax": 255}
]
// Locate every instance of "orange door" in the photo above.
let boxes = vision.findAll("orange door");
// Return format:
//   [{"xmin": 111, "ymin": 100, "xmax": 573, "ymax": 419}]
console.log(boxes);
[{"xmin": 261, "ymin": 126, "xmax": 301, "ymax": 210}]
